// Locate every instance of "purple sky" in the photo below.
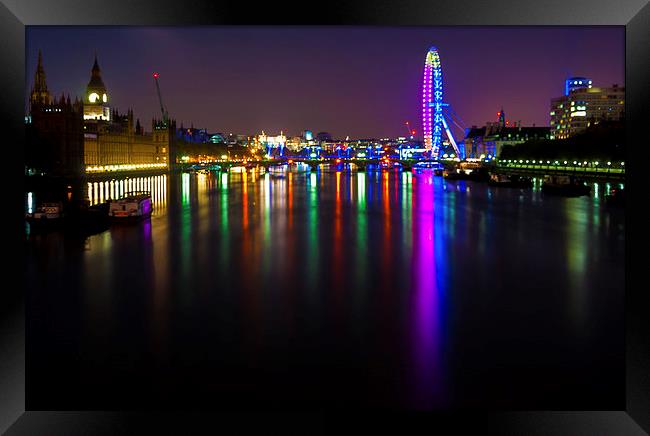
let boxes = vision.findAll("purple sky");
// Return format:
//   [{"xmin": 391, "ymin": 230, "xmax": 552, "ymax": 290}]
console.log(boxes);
[{"xmin": 26, "ymin": 26, "xmax": 624, "ymax": 139}]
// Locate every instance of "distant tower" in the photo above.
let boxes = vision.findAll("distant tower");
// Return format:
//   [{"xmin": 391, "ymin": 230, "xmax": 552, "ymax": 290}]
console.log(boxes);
[
  {"xmin": 498, "ymin": 107, "xmax": 506, "ymax": 128},
  {"xmin": 26, "ymin": 51, "xmax": 84, "ymax": 177},
  {"xmin": 83, "ymin": 54, "xmax": 110, "ymax": 121},
  {"xmin": 30, "ymin": 50, "xmax": 51, "ymax": 107}
]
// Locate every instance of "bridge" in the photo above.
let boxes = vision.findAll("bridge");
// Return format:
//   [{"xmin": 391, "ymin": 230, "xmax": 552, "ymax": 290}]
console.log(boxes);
[{"xmin": 175, "ymin": 157, "xmax": 455, "ymax": 173}]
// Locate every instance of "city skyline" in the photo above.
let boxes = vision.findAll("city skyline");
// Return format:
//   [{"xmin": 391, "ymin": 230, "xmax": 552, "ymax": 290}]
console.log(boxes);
[{"xmin": 26, "ymin": 26, "xmax": 624, "ymax": 138}]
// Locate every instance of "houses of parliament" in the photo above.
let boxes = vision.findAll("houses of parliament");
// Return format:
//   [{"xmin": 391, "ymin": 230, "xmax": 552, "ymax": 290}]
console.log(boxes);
[{"xmin": 26, "ymin": 50, "xmax": 175, "ymax": 177}]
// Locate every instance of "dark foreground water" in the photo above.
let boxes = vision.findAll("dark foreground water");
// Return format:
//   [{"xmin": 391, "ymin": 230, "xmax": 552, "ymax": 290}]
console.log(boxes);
[{"xmin": 25, "ymin": 168, "xmax": 625, "ymax": 410}]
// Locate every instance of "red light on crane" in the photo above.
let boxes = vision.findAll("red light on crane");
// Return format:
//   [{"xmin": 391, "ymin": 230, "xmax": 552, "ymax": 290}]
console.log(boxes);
[{"xmin": 153, "ymin": 72, "xmax": 159, "ymax": 79}]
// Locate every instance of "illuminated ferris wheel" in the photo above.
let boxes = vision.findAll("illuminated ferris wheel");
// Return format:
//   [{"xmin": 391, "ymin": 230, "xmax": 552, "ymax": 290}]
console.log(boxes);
[{"xmin": 421, "ymin": 46, "xmax": 461, "ymax": 159}]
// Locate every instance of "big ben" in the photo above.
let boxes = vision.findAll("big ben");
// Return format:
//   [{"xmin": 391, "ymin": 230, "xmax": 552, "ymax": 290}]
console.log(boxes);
[{"xmin": 83, "ymin": 55, "xmax": 110, "ymax": 121}]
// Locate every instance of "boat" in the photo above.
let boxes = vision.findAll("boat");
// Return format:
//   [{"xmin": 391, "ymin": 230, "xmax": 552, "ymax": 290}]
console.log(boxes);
[
  {"xmin": 443, "ymin": 168, "xmax": 479, "ymax": 180},
  {"xmin": 488, "ymin": 173, "xmax": 533, "ymax": 188},
  {"xmin": 541, "ymin": 175, "xmax": 590, "ymax": 196},
  {"xmin": 25, "ymin": 201, "xmax": 65, "ymax": 229},
  {"xmin": 443, "ymin": 162, "xmax": 490, "ymax": 182},
  {"xmin": 108, "ymin": 191, "xmax": 153, "ymax": 221},
  {"xmin": 413, "ymin": 162, "xmax": 444, "ymax": 175}
]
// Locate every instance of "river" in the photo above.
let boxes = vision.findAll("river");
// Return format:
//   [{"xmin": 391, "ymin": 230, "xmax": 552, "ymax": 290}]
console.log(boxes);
[{"xmin": 25, "ymin": 167, "xmax": 625, "ymax": 410}]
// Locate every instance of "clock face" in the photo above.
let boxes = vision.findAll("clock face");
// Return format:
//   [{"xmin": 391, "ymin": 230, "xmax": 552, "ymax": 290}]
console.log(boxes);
[
  {"xmin": 89, "ymin": 92, "xmax": 99, "ymax": 103},
  {"xmin": 102, "ymin": 93, "xmax": 107, "ymax": 103}
]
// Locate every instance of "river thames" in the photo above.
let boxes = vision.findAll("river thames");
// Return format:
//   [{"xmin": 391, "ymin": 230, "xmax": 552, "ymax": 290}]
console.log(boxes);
[{"xmin": 25, "ymin": 167, "xmax": 625, "ymax": 410}]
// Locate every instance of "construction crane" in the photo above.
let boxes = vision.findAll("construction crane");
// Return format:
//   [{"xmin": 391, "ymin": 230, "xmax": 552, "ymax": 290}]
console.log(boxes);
[
  {"xmin": 404, "ymin": 121, "xmax": 416, "ymax": 138},
  {"xmin": 152, "ymin": 72, "xmax": 168, "ymax": 125}
]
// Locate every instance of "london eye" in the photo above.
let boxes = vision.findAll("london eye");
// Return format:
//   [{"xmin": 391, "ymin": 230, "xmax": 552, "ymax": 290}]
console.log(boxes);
[{"xmin": 421, "ymin": 46, "xmax": 462, "ymax": 159}]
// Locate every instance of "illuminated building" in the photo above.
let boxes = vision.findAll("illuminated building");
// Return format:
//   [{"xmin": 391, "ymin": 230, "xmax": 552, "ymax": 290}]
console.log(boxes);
[
  {"xmin": 463, "ymin": 109, "xmax": 550, "ymax": 158},
  {"xmin": 83, "ymin": 55, "xmax": 111, "ymax": 121},
  {"xmin": 26, "ymin": 50, "xmax": 84, "ymax": 176},
  {"xmin": 257, "ymin": 131, "xmax": 287, "ymax": 157},
  {"xmin": 286, "ymin": 136, "xmax": 304, "ymax": 152},
  {"xmin": 82, "ymin": 56, "xmax": 173, "ymax": 171},
  {"xmin": 177, "ymin": 124, "xmax": 211, "ymax": 143},
  {"xmin": 564, "ymin": 77, "xmax": 592, "ymax": 96},
  {"xmin": 209, "ymin": 133, "xmax": 226, "ymax": 144},
  {"xmin": 550, "ymin": 81, "xmax": 624, "ymax": 139}
]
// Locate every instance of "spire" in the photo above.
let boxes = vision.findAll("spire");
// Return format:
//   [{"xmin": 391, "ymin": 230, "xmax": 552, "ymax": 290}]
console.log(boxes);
[
  {"xmin": 93, "ymin": 52, "xmax": 100, "ymax": 72},
  {"xmin": 30, "ymin": 49, "xmax": 51, "ymax": 106},
  {"xmin": 86, "ymin": 52, "xmax": 107, "ymax": 100}
]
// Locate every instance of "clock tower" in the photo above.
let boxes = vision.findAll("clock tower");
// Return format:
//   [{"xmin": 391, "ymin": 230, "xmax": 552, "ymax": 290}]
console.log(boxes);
[{"xmin": 83, "ymin": 55, "xmax": 110, "ymax": 121}]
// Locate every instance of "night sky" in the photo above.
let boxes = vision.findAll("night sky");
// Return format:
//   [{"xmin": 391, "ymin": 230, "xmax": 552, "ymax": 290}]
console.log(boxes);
[{"xmin": 26, "ymin": 26, "xmax": 624, "ymax": 139}]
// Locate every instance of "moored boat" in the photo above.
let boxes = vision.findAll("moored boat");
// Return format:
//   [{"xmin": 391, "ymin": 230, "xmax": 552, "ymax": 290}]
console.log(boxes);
[
  {"xmin": 488, "ymin": 173, "xmax": 533, "ymax": 188},
  {"xmin": 413, "ymin": 162, "xmax": 444, "ymax": 175},
  {"xmin": 443, "ymin": 162, "xmax": 489, "ymax": 182},
  {"xmin": 541, "ymin": 175, "xmax": 590, "ymax": 196},
  {"xmin": 108, "ymin": 191, "xmax": 153, "ymax": 222},
  {"xmin": 26, "ymin": 201, "xmax": 65, "ymax": 230}
]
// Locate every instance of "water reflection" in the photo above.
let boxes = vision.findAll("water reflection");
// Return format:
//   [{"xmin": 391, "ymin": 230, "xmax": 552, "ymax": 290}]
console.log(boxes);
[
  {"xmin": 410, "ymin": 173, "xmax": 445, "ymax": 409},
  {"xmin": 87, "ymin": 174, "xmax": 168, "ymax": 211},
  {"xmin": 26, "ymin": 168, "xmax": 625, "ymax": 410}
]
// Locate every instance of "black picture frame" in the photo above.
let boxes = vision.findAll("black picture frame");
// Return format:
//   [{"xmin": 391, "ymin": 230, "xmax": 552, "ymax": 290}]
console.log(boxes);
[{"xmin": 2, "ymin": 0, "xmax": 648, "ymax": 433}]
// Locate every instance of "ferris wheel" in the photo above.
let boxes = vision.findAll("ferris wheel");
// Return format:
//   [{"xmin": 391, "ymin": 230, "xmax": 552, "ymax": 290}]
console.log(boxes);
[{"xmin": 421, "ymin": 46, "xmax": 462, "ymax": 159}]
